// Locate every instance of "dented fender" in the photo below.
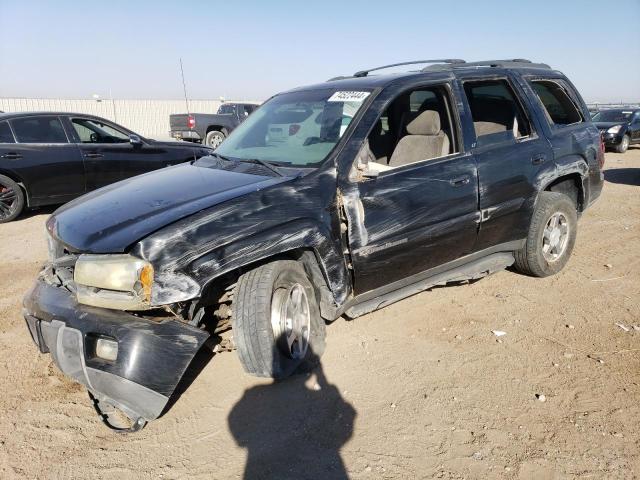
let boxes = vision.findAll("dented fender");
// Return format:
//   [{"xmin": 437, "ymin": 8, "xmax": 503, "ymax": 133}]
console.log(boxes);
[{"xmin": 130, "ymin": 167, "xmax": 353, "ymax": 308}]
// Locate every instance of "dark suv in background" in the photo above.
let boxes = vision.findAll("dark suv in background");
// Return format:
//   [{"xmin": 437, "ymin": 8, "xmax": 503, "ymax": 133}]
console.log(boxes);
[
  {"xmin": 592, "ymin": 108, "xmax": 640, "ymax": 153},
  {"xmin": 23, "ymin": 59, "xmax": 603, "ymax": 431}
]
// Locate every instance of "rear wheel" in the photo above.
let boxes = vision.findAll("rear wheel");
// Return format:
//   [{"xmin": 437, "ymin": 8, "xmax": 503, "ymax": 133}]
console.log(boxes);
[
  {"xmin": 204, "ymin": 129, "xmax": 226, "ymax": 149},
  {"xmin": 0, "ymin": 174, "xmax": 25, "ymax": 223},
  {"xmin": 232, "ymin": 260, "xmax": 326, "ymax": 378},
  {"xmin": 514, "ymin": 192, "xmax": 577, "ymax": 277},
  {"xmin": 616, "ymin": 134, "xmax": 630, "ymax": 153}
]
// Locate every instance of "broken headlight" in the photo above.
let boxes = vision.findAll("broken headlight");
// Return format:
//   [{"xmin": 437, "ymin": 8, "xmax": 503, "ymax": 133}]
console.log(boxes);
[{"xmin": 74, "ymin": 254, "xmax": 154, "ymax": 311}]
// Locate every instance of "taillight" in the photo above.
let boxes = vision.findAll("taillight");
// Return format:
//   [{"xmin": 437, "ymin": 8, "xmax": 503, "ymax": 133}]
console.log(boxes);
[
  {"xmin": 187, "ymin": 115, "xmax": 195, "ymax": 129},
  {"xmin": 598, "ymin": 135, "xmax": 605, "ymax": 169},
  {"xmin": 289, "ymin": 124, "xmax": 300, "ymax": 136}
]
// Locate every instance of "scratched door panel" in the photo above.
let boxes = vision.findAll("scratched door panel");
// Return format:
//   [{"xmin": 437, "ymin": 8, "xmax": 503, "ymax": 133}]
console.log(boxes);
[{"xmin": 347, "ymin": 154, "xmax": 479, "ymax": 294}]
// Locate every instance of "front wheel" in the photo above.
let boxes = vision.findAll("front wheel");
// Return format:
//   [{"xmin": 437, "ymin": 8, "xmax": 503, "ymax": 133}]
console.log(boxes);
[
  {"xmin": 514, "ymin": 192, "xmax": 577, "ymax": 277},
  {"xmin": 0, "ymin": 174, "xmax": 25, "ymax": 223},
  {"xmin": 616, "ymin": 134, "xmax": 630, "ymax": 153},
  {"xmin": 232, "ymin": 260, "xmax": 326, "ymax": 378},
  {"xmin": 204, "ymin": 129, "xmax": 226, "ymax": 149}
]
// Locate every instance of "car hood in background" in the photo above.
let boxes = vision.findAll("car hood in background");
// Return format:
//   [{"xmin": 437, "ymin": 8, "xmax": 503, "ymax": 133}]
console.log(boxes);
[
  {"xmin": 49, "ymin": 163, "xmax": 288, "ymax": 253},
  {"xmin": 594, "ymin": 121, "xmax": 628, "ymax": 130}
]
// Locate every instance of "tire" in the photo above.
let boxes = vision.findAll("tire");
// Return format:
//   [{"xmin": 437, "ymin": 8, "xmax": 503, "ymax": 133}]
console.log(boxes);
[
  {"xmin": 0, "ymin": 174, "xmax": 25, "ymax": 223},
  {"xmin": 616, "ymin": 134, "xmax": 630, "ymax": 153},
  {"xmin": 232, "ymin": 260, "xmax": 326, "ymax": 379},
  {"xmin": 514, "ymin": 192, "xmax": 577, "ymax": 277},
  {"xmin": 204, "ymin": 129, "xmax": 226, "ymax": 149}
]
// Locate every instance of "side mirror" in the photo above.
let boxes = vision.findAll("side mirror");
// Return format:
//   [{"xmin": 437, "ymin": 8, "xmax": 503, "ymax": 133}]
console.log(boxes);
[{"xmin": 129, "ymin": 134, "xmax": 143, "ymax": 146}]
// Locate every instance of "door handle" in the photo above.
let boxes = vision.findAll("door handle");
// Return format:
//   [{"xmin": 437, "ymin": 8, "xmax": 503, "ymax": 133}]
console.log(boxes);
[
  {"xmin": 449, "ymin": 175, "xmax": 471, "ymax": 187},
  {"xmin": 84, "ymin": 152, "xmax": 103, "ymax": 159},
  {"xmin": 1, "ymin": 152, "xmax": 22, "ymax": 160},
  {"xmin": 531, "ymin": 153, "xmax": 547, "ymax": 165}
]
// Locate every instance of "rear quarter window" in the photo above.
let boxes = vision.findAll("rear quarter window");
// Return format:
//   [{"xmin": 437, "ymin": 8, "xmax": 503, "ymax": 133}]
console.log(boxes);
[
  {"xmin": 529, "ymin": 80, "xmax": 583, "ymax": 126},
  {"xmin": 0, "ymin": 121, "xmax": 14, "ymax": 143}
]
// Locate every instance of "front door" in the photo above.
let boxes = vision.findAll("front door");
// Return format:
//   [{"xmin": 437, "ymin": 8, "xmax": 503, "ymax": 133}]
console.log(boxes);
[
  {"xmin": 341, "ymin": 83, "xmax": 479, "ymax": 295},
  {"xmin": 67, "ymin": 116, "xmax": 170, "ymax": 190}
]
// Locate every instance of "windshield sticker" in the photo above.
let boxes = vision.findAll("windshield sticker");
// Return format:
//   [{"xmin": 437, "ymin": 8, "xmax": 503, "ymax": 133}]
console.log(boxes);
[{"xmin": 328, "ymin": 91, "xmax": 370, "ymax": 103}]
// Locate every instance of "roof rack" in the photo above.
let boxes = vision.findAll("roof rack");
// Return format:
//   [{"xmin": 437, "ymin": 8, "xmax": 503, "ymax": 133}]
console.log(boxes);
[
  {"xmin": 423, "ymin": 59, "xmax": 551, "ymax": 71},
  {"xmin": 327, "ymin": 58, "xmax": 552, "ymax": 82},
  {"xmin": 352, "ymin": 59, "xmax": 465, "ymax": 78}
]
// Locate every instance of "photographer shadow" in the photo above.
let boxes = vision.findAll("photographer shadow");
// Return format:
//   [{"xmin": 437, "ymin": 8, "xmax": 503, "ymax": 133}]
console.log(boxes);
[{"xmin": 228, "ymin": 347, "xmax": 356, "ymax": 480}]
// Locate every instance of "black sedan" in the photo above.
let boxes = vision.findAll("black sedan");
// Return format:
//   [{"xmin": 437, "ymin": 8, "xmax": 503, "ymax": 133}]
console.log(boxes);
[
  {"xmin": 593, "ymin": 108, "xmax": 640, "ymax": 153},
  {"xmin": 0, "ymin": 112, "xmax": 213, "ymax": 222}
]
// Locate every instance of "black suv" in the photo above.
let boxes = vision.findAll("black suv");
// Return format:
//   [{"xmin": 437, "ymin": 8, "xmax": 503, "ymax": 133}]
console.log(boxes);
[
  {"xmin": 23, "ymin": 59, "xmax": 604, "ymax": 430},
  {"xmin": 592, "ymin": 108, "xmax": 640, "ymax": 153}
]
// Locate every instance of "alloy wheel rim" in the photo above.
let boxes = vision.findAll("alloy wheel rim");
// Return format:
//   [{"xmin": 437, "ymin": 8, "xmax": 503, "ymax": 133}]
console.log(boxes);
[
  {"xmin": 622, "ymin": 136, "xmax": 629, "ymax": 150},
  {"xmin": 0, "ymin": 184, "xmax": 17, "ymax": 220},
  {"xmin": 542, "ymin": 211, "xmax": 569, "ymax": 262},
  {"xmin": 209, "ymin": 133, "xmax": 224, "ymax": 148},
  {"xmin": 271, "ymin": 283, "xmax": 311, "ymax": 359}
]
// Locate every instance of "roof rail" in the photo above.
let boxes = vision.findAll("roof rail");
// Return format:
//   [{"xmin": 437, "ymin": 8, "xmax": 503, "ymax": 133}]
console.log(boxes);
[
  {"xmin": 423, "ymin": 59, "xmax": 551, "ymax": 71},
  {"xmin": 353, "ymin": 59, "xmax": 465, "ymax": 78}
]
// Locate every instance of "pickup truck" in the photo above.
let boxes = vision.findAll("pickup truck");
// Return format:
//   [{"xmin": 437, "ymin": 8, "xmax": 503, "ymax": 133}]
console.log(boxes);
[{"xmin": 169, "ymin": 102, "xmax": 260, "ymax": 148}]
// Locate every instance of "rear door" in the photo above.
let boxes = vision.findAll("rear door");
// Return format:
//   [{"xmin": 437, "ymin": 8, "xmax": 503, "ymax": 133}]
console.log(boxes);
[
  {"xmin": 3, "ymin": 115, "xmax": 85, "ymax": 205},
  {"xmin": 459, "ymin": 74, "xmax": 554, "ymax": 251},
  {"xmin": 66, "ymin": 116, "xmax": 172, "ymax": 190}
]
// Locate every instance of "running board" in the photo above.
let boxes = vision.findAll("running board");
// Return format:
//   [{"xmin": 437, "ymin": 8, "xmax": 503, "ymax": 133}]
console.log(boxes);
[{"xmin": 344, "ymin": 252, "xmax": 514, "ymax": 319}]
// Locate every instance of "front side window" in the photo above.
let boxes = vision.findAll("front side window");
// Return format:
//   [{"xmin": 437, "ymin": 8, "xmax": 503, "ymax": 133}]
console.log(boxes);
[
  {"xmin": 71, "ymin": 118, "xmax": 130, "ymax": 143},
  {"xmin": 361, "ymin": 84, "xmax": 458, "ymax": 172},
  {"xmin": 0, "ymin": 121, "xmax": 14, "ymax": 143},
  {"xmin": 215, "ymin": 89, "xmax": 371, "ymax": 166},
  {"xmin": 11, "ymin": 116, "xmax": 68, "ymax": 144},
  {"xmin": 529, "ymin": 80, "xmax": 583, "ymax": 126},
  {"xmin": 463, "ymin": 79, "xmax": 532, "ymax": 141}
]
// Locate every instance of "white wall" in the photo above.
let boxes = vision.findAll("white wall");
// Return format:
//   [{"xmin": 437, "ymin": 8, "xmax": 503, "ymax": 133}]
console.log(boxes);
[{"xmin": 0, "ymin": 98, "xmax": 256, "ymax": 140}]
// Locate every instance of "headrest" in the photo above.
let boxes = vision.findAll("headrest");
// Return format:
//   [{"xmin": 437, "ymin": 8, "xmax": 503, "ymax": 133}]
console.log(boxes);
[{"xmin": 406, "ymin": 110, "xmax": 441, "ymax": 136}]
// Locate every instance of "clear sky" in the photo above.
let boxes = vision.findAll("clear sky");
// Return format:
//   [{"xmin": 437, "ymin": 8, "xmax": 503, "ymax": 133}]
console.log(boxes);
[{"xmin": 1, "ymin": 0, "xmax": 638, "ymax": 103}]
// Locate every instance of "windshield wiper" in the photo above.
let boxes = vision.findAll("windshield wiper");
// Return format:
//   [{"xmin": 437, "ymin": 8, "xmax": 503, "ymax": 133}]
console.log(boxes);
[{"xmin": 238, "ymin": 158, "xmax": 285, "ymax": 177}]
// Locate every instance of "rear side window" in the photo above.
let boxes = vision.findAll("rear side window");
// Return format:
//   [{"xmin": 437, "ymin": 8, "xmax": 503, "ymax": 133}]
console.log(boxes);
[
  {"xmin": 463, "ymin": 79, "xmax": 532, "ymax": 141},
  {"xmin": 11, "ymin": 116, "xmax": 68, "ymax": 144},
  {"xmin": 529, "ymin": 80, "xmax": 583, "ymax": 126},
  {"xmin": 0, "ymin": 121, "xmax": 14, "ymax": 143}
]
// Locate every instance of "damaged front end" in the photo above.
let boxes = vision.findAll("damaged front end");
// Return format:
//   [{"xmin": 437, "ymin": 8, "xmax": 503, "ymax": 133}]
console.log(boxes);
[{"xmin": 23, "ymin": 257, "xmax": 209, "ymax": 432}]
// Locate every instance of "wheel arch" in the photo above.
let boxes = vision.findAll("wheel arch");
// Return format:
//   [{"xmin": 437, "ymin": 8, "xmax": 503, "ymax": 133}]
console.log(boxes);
[
  {"xmin": 205, "ymin": 125, "xmax": 228, "ymax": 135},
  {"xmin": 197, "ymin": 246, "xmax": 344, "ymax": 321},
  {"xmin": 543, "ymin": 173, "xmax": 586, "ymax": 212},
  {"xmin": 536, "ymin": 156, "xmax": 589, "ymax": 213}
]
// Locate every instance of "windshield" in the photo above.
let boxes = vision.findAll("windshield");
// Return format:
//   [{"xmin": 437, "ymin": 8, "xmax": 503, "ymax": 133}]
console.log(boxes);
[
  {"xmin": 592, "ymin": 110, "xmax": 635, "ymax": 122},
  {"xmin": 214, "ymin": 89, "xmax": 371, "ymax": 166}
]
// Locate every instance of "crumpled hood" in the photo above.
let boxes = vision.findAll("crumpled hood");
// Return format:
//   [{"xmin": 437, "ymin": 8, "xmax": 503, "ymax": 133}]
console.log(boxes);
[{"xmin": 49, "ymin": 162, "xmax": 288, "ymax": 253}]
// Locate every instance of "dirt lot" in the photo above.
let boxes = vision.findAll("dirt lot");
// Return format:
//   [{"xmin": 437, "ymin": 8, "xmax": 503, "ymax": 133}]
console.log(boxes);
[{"xmin": 1, "ymin": 149, "xmax": 639, "ymax": 480}]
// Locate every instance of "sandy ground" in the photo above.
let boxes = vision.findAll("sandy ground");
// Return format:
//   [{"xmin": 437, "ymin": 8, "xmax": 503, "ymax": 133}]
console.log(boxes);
[{"xmin": 0, "ymin": 149, "xmax": 639, "ymax": 480}]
